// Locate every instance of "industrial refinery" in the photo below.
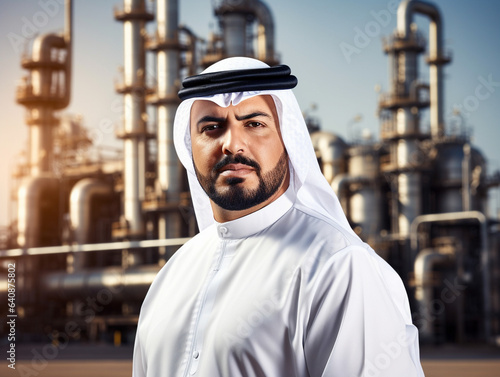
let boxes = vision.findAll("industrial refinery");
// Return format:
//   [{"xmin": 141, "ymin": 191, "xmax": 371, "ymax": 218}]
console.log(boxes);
[{"xmin": 0, "ymin": 0, "xmax": 499, "ymax": 349}]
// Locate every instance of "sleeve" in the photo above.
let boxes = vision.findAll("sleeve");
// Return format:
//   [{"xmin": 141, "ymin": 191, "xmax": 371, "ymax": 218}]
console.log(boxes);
[
  {"xmin": 132, "ymin": 326, "xmax": 146, "ymax": 377},
  {"xmin": 303, "ymin": 245, "xmax": 425, "ymax": 377}
]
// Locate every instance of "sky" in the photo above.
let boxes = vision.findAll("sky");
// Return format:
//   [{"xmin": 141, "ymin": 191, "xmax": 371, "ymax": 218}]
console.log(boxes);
[{"xmin": 0, "ymin": 0, "xmax": 500, "ymax": 228}]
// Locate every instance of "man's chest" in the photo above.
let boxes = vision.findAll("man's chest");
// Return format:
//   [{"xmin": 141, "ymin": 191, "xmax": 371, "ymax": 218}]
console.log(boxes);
[{"xmin": 143, "ymin": 237, "xmax": 308, "ymax": 375}]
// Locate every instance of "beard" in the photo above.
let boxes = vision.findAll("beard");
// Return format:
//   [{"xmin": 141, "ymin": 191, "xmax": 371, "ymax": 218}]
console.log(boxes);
[{"xmin": 194, "ymin": 152, "xmax": 288, "ymax": 211}]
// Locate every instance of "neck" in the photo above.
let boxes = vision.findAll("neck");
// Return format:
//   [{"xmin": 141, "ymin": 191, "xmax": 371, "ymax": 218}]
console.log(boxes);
[{"xmin": 211, "ymin": 171, "xmax": 290, "ymax": 223}]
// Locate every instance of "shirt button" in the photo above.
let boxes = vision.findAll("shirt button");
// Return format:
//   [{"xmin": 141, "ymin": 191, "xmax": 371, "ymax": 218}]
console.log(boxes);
[
  {"xmin": 193, "ymin": 351, "xmax": 200, "ymax": 359},
  {"xmin": 219, "ymin": 227, "xmax": 228, "ymax": 236}
]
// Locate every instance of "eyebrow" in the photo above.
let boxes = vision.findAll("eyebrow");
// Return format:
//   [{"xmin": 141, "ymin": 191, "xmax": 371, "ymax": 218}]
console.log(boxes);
[
  {"xmin": 196, "ymin": 116, "xmax": 226, "ymax": 127},
  {"xmin": 196, "ymin": 111, "xmax": 271, "ymax": 127},
  {"xmin": 235, "ymin": 111, "xmax": 271, "ymax": 121}
]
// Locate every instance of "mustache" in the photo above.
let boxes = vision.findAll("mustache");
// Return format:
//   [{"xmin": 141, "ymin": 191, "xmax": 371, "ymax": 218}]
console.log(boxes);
[{"xmin": 213, "ymin": 154, "xmax": 261, "ymax": 174}]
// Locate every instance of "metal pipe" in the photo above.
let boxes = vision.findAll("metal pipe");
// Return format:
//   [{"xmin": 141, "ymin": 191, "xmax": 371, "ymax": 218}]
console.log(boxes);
[
  {"xmin": 462, "ymin": 143, "xmax": 471, "ymax": 211},
  {"xmin": 253, "ymin": 0, "xmax": 275, "ymax": 64},
  {"xmin": 332, "ymin": 174, "xmax": 370, "ymax": 197},
  {"xmin": 398, "ymin": 0, "xmax": 446, "ymax": 138},
  {"xmin": 117, "ymin": 0, "xmax": 152, "ymax": 237},
  {"xmin": 0, "ymin": 237, "xmax": 191, "ymax": 258},
  {"xmin": 59, "ymin": 0, "xmax": 72, "ymax": 109},
  {"xmin": 69, "ymin": 178, "xmax": 113, "ymax": 246},
  {"xmin": 395, "ymin": 42, "xmax": 421, "ymax": 237},
  {"xmin": 31, "ymin": 34, "xmax": 65, "ymax": 96},
  {"xmin": 156, "ymin": 0, "xmax": 181, "ymax": 200},
  {"xmin": 414, "ymin": 247, "xmax": 454, "ymax": 341},
  {"xmin": 43, "ymin": 266, "xmax": 161, "ymax": 301},
  {"xmin": 124, "ymin": 0, "xmax": 147, "ymax": 237},
  {"xmin": 26, "ymin": 108, "xmax": 56, "ymax": 176},
  {"xmin": 178, "ymin": 25, "xmax": 198, "ymax": 76},
  {"xmin": 331, "ymin": 174, "xmax": 370, "ymax": 220},
  {"xmin": 410, "ymin": 211, "xmax": 491, "ymax": 341},
  {"xmin": 153, "ymin": 0, "xmax": 184, "ymax": 249},
  {"xmin": 69, "ymin": 178, "xmax": 113, "ymax": 272},
  {"xmin": 28, "ymin": 34, "xmax": 65, "ymax": 176}
]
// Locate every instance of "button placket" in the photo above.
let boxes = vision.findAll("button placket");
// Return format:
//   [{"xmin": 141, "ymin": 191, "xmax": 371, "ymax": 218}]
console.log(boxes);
[{"xmin": 186, "ymin": 239, "xmax": 233, "ymax": 376}]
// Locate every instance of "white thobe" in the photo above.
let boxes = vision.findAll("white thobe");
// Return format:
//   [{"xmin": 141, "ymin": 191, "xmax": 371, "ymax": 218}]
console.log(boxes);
[{"xmin": 133, "ymin": 188, "xmax": 424, "ymax": 377}]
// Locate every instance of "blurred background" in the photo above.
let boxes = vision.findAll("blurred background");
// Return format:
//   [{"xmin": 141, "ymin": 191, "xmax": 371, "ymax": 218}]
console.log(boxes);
[{"xmin": 0, "ymin": 0, "xmax": 499, "ymax": 375}]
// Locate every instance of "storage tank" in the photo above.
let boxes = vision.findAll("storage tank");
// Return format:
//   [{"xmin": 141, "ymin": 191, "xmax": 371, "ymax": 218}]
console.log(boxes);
[
  {"xmin": 310, "ymin": 131, "xmax": 347, "ymax": 184},
  {"xmin": 331, "ymin": 143, "xmax": 386, "ymax": 244},
  {"xmin": 349, "ymin": 145, "xmax": 383, "ymax": 237},
  {"xmin": 432, "ymin": 139, "xmax": 487, "ymax": 214}
]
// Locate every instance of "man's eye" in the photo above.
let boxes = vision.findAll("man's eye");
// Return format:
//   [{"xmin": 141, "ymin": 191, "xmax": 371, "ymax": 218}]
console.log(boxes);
[
  {"xmin": 201, "ymin": 125, "xmax": 220, "ymax": 133},
  {"xmin": 246, "ymin": 121, "xmax": 263, "ymax": 128}
]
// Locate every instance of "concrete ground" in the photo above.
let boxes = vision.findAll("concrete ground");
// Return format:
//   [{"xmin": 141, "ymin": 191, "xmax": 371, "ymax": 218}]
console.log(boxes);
[
  {"xmin": 1, "ymin": 360, "xmax": 500, "ymax": 377},
  {"xmin": 1, "ymin": 343, "xmax": 499, "ymax": 376}
]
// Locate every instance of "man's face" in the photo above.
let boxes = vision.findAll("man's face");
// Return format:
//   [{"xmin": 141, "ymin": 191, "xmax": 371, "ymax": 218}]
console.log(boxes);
[{"xmin": 190, "ymin": 95, "xmax": 289, "ymax": 212}]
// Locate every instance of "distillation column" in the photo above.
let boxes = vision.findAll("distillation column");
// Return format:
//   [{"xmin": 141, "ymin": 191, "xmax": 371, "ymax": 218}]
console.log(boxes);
[
  {"xmin": 211, "ymin": 0, "xmax": 277, "ymax": 65},
  {"xmin": 379, "ymin": 19, "xmax": 426, "ymax": 238},
  {"xmin": 13, "ymin": 0, "xmax": 72, "ymax": 327},
  {"xmin": 254, "ymin": 0, "xmax": 277, "ymax": 65},
  {"xmin": 17, "ymin": 1, "xmax": 72, "ymax": 178},
  {"xmin": 215, "ymin": 0, "xmax": 253, "ymax": 57},
  {"xmin": 145, "ymin": 0, "xmax": 184, "ymax": 260},
  {"xmin": 389, "ymin": 0, "xmax": 450, "ymax": 237},
  {"xmin": 115, "ymin": 0, "xmax": 154, "ymax": 239},
  {"xmin": 16, "ymin": 0, "xmax": 73, "ymax": 248},
  {"xmin": 398, "ymin": 0, "xmax": 450, "ymax": 139}
]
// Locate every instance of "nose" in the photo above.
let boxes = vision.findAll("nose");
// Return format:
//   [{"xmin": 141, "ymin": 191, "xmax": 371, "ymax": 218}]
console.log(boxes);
[{"xmin": 221, "ymin": 123, "xmax": 246, "ymax": 155}]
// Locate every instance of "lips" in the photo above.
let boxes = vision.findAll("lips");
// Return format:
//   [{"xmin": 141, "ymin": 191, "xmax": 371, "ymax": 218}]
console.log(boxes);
[{"xmin": 218, "ymin": 163, "xmax": 255, "ymax": 177}]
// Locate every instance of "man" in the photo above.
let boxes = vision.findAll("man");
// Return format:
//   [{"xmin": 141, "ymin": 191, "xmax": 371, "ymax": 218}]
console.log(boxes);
[{"xmin": 133, "ymin": 57, "xmax": 425, "ymax": 377}]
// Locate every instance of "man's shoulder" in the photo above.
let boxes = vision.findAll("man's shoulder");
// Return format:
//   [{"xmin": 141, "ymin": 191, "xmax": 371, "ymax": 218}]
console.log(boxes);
[
  {"xmin": 292, "ymin": 202, "xmax": 354, "ymax": 231},
  {"xmin": 282, "ymin": 202, "xmax": 362, "ymax": 248}
]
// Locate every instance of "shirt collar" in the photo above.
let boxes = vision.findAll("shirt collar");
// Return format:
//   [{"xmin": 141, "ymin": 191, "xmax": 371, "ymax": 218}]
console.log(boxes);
[{"xmin": 215, "ymin": 185, "xmax": 295, "ymax": 240}]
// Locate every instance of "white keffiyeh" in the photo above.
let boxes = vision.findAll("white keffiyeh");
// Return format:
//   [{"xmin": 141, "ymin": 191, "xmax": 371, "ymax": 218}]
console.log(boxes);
[{"xmin": 173, "ymin": 57, "xmax": 359, "ymax": 240}]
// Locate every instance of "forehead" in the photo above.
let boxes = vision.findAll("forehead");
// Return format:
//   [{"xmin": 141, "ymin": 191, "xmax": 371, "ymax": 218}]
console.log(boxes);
[{"xmin": 190, "ymin": 95, "xmax": 278, "ymax": 120}]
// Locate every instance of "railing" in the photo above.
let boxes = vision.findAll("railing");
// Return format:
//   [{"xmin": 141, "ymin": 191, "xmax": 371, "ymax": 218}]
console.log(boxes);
[{"xmin": 0, "ymin": 237, "xmax": 191, "ymax": 258}]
